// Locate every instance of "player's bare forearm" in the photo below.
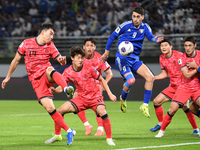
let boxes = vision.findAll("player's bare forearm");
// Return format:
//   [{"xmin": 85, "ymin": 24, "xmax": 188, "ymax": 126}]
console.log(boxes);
[
  {"xmin": 2, "ymin": 53, "xmax": 21, "ymax": 89},
  {"xmin": 100, "ymin": 50, "xmax": 109, "ymax": 62},
  {"xmin": 186, "ymin": 59, "xmax": 199, "ymax": 70},
  {"xmin": 154, "ymin": 70, "xmax": 168, "ymax": 80},
  {"xmin": 99, "ymin": 76, "xmax": 116, "ymax": 102},
  {"xmin": 181, "ymin": 67, "xmax": 197, "ymax": 79},
  {"xmin": 51, "ymin": 86, "xmax": 63, "ymax": 94}
]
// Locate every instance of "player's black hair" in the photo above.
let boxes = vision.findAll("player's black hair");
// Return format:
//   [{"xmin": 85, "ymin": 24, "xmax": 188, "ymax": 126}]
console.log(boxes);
[
  {"xmin": 184, "ymin": 36, "xmax": 196, "ymax": 45},
  {"xmin": 132, "ymin": 6, "xmax": 144, "ymax": 16},
  {"xmin": 159, "ymin": 38, "xmax": 172, "ymax": 46},
  {"xmin": 70, "ymin": 46, "xmax": 85, "ymax": 58},
  {"xmin": 83, "ymin": 37, "xmax": 96, "ymax": 45},
  {"xmin": 39, "ymin": 23, "xmax": 57, "ymax": 33}
]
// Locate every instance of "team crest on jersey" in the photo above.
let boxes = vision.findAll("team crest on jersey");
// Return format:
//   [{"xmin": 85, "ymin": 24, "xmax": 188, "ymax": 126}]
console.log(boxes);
[
  {"xmin": 139, "ymin": 29, "xmax": 144, "ymax": 33},
  {"xmin": 45, "ymin": 48, "xmax": 49, "ymax": 53},
  {"xmin": 115, "ymin": 27, "xmax": 120, "ymax": 33},
  {"xmin": 83, "ymin": 74, "xmax": 88, "ymax": 80},
  {"xmin": 178, "ymin": 59, "xmax": 182, "ymax": 65},
  {"xmin": 19, "ymin": 42, "xmax": 24, "ymax": 48}
]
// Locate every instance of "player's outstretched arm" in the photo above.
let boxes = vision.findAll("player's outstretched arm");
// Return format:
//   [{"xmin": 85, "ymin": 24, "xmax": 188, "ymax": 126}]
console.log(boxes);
[
  {"xmin": 1, "ymin": 52, "xmax": 22, "ymax": 89},
  {"xmin": 100, "ymin": 50, "xmax": 110, "ymax": 62},
  {"xmin": 57, "ymin": 55, "xmax": 67, "ymax": 66},
  {"xmin": 153, "ymin": 35, "xmax": 164, "ymax": 43},
  {"xmin": 154, "ymin": 70, "xmax": 168, "ymax": 80},
  {"xmin": 98, "ymin": 75, "xmax": 116, "ymax": 103}
]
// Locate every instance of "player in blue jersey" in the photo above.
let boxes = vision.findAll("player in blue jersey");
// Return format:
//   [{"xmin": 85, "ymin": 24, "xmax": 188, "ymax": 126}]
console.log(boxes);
[{"xmin": 101, "ymin": 6, "xmax": 163, "ymax": 117}]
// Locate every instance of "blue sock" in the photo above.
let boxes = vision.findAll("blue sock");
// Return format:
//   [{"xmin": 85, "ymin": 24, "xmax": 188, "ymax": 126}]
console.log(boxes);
[
  {"xmin": 195, "ymin": 110, "xmax": 200, "ymax": 117},
  {"xmin": 121, "ymin": 90, "xmax": 129, "ymax": 101},
  {"xmin": 143, "ymin": 90, "xmax": 152, "ymax": 105}
]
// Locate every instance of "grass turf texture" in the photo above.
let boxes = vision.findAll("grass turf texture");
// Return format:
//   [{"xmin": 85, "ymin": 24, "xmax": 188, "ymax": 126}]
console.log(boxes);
[{"xmin": 0, "ymin": 100, "xmax": 200, "ymax": 150}]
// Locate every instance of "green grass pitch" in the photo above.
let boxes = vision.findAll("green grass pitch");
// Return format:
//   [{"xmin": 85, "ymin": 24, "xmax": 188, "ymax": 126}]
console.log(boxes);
[{"xmin": 0, "ymin": 100, "xmax": 200, "ymax": 150}]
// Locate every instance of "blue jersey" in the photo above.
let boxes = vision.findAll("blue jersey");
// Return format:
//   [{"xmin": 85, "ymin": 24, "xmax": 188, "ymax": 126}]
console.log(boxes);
[{"xmin": 105, "ymin": 20, "xmax": 155, "ymax": 60}]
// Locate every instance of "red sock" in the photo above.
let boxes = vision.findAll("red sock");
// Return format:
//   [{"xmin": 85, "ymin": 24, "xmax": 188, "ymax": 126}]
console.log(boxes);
[
  {"xmin": 186, "ymin": 111, "xmax": 198, "ymax": 129},
  {"xmin": 50, "ymin": 110, "xmax": 69, "ymax": 132},
  {"xmin": 102, "ymin": 115, "xmax": 112, "ymax": 138},
  {"xmin": 55, "ymin": 116, "xmax": 64, "ymax": 135},
  {"xmin": 96, "ymin": 116, "xmax": 103, "ymax": 127},
  {"xmin": 77, "ymin": 111, "xmax": 87, "ymax": 123},
  {"xmin": 161, "ymin": 113, "xmax": 172, "ymax": 131},
  {"xmin": 155, "ymin": 105, "xmax": 164, "ymax": 122},
  {"xmin": 52, "ymin": 72, "xmax": 68, "ymax": 90}
]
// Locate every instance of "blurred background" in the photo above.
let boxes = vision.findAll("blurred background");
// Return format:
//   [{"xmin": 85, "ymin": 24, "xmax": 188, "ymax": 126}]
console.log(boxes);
[{"xmin": 0, "ymin": 0, "xmax": 200, "ymax": 100}]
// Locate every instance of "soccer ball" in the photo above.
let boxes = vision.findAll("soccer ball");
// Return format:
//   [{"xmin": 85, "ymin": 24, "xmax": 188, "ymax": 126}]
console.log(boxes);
[{"xmin": 118, "ymin": 41, "xmax": 134, "ymax": 56}]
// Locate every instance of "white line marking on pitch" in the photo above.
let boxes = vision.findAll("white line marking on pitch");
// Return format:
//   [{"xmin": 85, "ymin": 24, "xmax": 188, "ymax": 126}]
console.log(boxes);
[
  {"xmin": 0, "ymin": 110, "xmax": 138, "ymax": 117},
  {"xmin": 113, "ymin": 142, "xmax": 200, "ymax": 150}
]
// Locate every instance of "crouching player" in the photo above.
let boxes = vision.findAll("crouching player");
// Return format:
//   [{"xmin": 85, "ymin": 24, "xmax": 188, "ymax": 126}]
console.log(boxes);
[{"xmin": 45, "ymin": 46, "xmax": 116, "ymax": 146}]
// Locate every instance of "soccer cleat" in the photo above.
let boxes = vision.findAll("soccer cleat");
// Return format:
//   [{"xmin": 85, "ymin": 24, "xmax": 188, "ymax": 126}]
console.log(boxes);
[
  {"xmin": 66, "ymin": 129, "xmax": 76, "ymax": 145},
  {"xmin": 120, "ymin": 95, "xmax": 127, "ymax": 113},
  {"xmin": 155, "ymin": 130, "xmax": 165, "ymax": 138},
  {"xmin": 94, "ymin": 129, "xmax": 104, "ymax": 136},
  {"xmin": 107, "ymin": 139, "xmax": 116, "ymax": 146},
  {"xmin": 191, "ymin": 129, "xmax": 199, "ymax": 135},
  {"xmin": 150, "ymin": 124, "xmax": 161, "ymax": 132},
  {"xmin": 85, "ymin": 125, "xmax": 93, "ymax": 135},
  {"xmin": 65, "ymin": 86, "xmax": 74, "ymax": 98},
  {"xmin": 45, "ymin": 134, "xmax": 62, "ymax": 144},
  {"xmin": 139, "ymin": 104, "xmax": 150, "ymax": 117}
]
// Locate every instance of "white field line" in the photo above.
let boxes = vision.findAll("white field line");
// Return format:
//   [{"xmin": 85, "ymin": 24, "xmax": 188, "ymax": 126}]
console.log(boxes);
[
  {"xmin": 0, "ymin": 110, "xmax": 138, "ymax": 117},
  {"xmin": 113, "ymin": 142, "xmax": 200, "ymax": 150}
]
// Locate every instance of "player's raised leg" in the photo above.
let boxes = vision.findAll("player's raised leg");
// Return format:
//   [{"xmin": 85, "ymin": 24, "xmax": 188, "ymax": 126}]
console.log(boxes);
[
  {"xmin": 46, "ymin": 67, "xmax": 74, "ymax": 98},
  {"xmin": 137, "ymin": 64, "xmax": 154, "ymax": 118},
  {"xmin": 120, "ymin": 73, "xmax": 135, "ymax": 113}
]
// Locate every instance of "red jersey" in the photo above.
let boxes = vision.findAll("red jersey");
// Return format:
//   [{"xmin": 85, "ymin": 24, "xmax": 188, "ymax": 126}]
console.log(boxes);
[
  {"xmin": 63, "ymin": 64, "xmax": 102, "ymax": 99},
  {"xmin": 18, "ymin": 37, "xmax": 60, "ymax": 81},
  {"xmin": 84, "ymin": 51, "xmax": 111, "ymax": 75},
  {"xmin": 178, "ymin": 50, "xmax": 200, "ymax": 90},
  {"xmin": 159, "ymin": 50, "xmax": 183, "ymax": 87}
]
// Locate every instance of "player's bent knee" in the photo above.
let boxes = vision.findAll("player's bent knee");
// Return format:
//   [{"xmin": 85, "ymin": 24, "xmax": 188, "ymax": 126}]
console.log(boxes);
[
  {"xmin": 146, "ymin": 74, "xmax": 154, "ymax": 82},
  {"xmin": 101, "ymin": 113, "xmax": 109, "ymax": 120},
  {"xmin": 124, "ymin": 78, "xmax": 135, "ymax": 88},
  {"xmin": 97, "ymin": 105, "xmax": 106, "ymax": 116}
]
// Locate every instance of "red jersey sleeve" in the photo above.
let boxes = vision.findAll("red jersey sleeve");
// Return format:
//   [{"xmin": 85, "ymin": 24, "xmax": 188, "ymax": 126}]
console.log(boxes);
[
  {"xmin": 50, "ymin": 43, "xmax": 61, "ymax": 60},
  {"xmin": 159, "ymin": 55, "xmax": 165, "ymax": 70},
  {"xmin": 17, "ymin": 40, "xmax": 26, "ymax": 56},
  {"xmin": 91, "ymin": 67, "xmax": 100, "ymax": 80}
]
